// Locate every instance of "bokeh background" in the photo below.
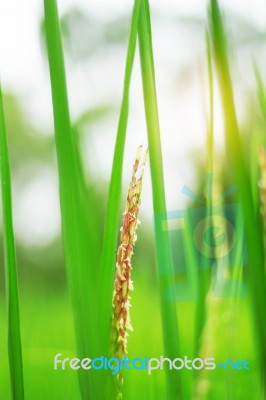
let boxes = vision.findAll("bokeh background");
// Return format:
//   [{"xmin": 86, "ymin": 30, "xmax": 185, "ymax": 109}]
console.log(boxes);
[{"xmin": 0, "ymin": 0, "xmax": 266, "ymax": 399}]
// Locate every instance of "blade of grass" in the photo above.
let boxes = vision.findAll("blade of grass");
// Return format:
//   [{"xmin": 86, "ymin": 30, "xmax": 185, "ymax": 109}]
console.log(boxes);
[
  {"xmin": 209, "ymin": 0, "xmax": 266, "ymax": 379},
  {"xmin": 255, "ymin": 65, "xmax": 266, "ymax": 122},
  {"xmin": 255, "ymin": 67, "xmax": 266, "ymax": 222},
  {"xmin": 98, "ymin": 0, "xmax": 142, "ymax": 357},
  {"xmin": 43, "ymin": 1, "xmax": 101, "ymax": 398},
  {"xmin": 195, "ymin": 33, "xmax": 214, "ymax": 356},
  {"xmin": 206, "ymin": 32, "xmax": 214, "ymax": 178},
  {"xmin": 138, "ymin": 0, "xmax": 183, "ymax": 398},
  {"xmin": 0, "ymin": 84, "xmax": 24, "ymax": 399}
]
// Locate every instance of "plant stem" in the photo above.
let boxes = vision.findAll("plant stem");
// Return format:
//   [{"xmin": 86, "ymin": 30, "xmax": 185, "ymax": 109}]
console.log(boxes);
[
  {"xmin": 43, "ymin": 0, "xmax": 99, "ymax": 397},
  {"xmin": 209, "ymin": 0, "xmax": 266, "ymax": 380},
  {"xmin": 138, "ymin": 0, "xmax": 183, "ymax": 398},
  {"xmin": 98, "ymin": 0, "xmax": 142, "ymax": 357},
  {"xmin": 195, "ymin": 33, "xmax": 214, "ymax": 356},
  {"xmin": 0, "ymin": 84, "xmax": 24, "ymax": 400}
]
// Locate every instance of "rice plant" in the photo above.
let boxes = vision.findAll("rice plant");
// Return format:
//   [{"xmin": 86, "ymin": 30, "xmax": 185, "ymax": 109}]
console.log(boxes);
[
  {"xmin": 43, "ymin": 0, "xmax": 144, "ymax": 398},
  {"xmin": 0, "ymin": 85, "xmax": 24, "ymax": 399},
  {"xmin": 111, "ymin": 145, "xmax": 147, "ymax": 397},
  {"xmin": 139, "ymin": 0, "xmax": 183, "ymax": 397},
  {"xmin": 209, "ymin": 0, "xmax": 266, "ymax": 390},
  {"xmin": 1, "ymin": 0, "xmax": 266, "ymax": 399}
]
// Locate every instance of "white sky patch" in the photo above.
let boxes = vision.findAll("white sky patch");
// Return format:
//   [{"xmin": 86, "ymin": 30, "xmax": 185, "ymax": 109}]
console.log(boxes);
[
  {"xmin": 0, "ymin": 0, "xmax": 265, "ymax": 244},
  {"xmin": 13, "ymin": 169, "xmax": 61, "ymax": 246}
]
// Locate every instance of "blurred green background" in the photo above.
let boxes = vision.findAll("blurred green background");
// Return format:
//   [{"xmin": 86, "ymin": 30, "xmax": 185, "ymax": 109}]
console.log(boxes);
[{"xmin": 0, "ymin": 0, "xmax": 266, "ymax": 399}]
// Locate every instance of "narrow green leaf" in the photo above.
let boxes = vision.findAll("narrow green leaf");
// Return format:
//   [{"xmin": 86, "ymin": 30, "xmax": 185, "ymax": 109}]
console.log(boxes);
[
  {"xmin": 209, "ymin": 0, "xmax": 266, "ymax": 376},
  {"xmin": 43, "ymin": 0, "xmax": 100, "ymax": 397},
  {"xmin": 138, "ymin": 0, "xmax": 183, "ymax": 398},
  {"xmin": 0, "ymin": 85, "xmax": 24, "ymax": 399},
  {"xmin": 98, "ymin": 0, "xmax": 142, "ymax": 356},
  {"xmin": 255, "ymin": 65, "xmax": 266, "ymax": 122},
  {"xmin": 206, "ymin": 32, "xmax": 214, "ymax": 178},
  {"xmin": 194, "ymin": 33, "xmax": 214, "ymax": 355}
]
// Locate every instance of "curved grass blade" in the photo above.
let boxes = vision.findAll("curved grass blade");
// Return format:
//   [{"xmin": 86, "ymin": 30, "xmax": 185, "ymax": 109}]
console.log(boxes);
[
  {"xmin": 138, "ymin": 0, "xmax": 183, "ymax": 397},
  {"xmin": 98, "ymin": 0, "xmax": 142, "ymax": 357},
  {"xmin": 255, "ymin": 65, "xmax": 266, "ymax": 122},
  {"xmin": 209, "ymin": 0, "xmax": 266, "ymax": 380},
  {"xmin": 194, "ymin": 33, "xmax": 214, "ymax": 356},
  {"xmin": 43, "ymin": 0, "xmax": 101, "ymax": 397},
  {"xmin": 0, "ymin": 85, "xmax": 24, "ymax": 399}
]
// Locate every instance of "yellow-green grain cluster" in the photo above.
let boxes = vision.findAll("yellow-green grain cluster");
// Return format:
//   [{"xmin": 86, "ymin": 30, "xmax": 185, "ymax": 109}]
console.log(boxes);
[{"xmin": 111, "ymin": 146, "xmax": 147, "ymax": 388}]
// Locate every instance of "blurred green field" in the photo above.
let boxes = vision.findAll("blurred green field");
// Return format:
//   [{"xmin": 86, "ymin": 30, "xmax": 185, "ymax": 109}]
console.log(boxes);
[
  {"xmin": 0, "ymin": 272, "xmax": 262, "ymax": 399},
  {"xmin": 1, "ymin": 0, "xmax": 266, "ymax": 399}
]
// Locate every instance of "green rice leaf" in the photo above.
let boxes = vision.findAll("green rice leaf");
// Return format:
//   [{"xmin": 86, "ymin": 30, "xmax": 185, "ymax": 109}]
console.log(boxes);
[
  {"xmin": 209, "ymin": 0, "xmax": 266, "ymax": 375},
  {"xmin": 43, "ymin": 0, "xmax": 101, "ymax": 397},
  {"xmin": 0, "ymin": 85, "xmax": 24, "ymax": 399},
  {"xmin": 98, "ymin": 0, "xmax": 142, "ymax": 357},
  {"xmin": 138, "ymin": 0, "xmax": 183, "ymax": 397}
]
